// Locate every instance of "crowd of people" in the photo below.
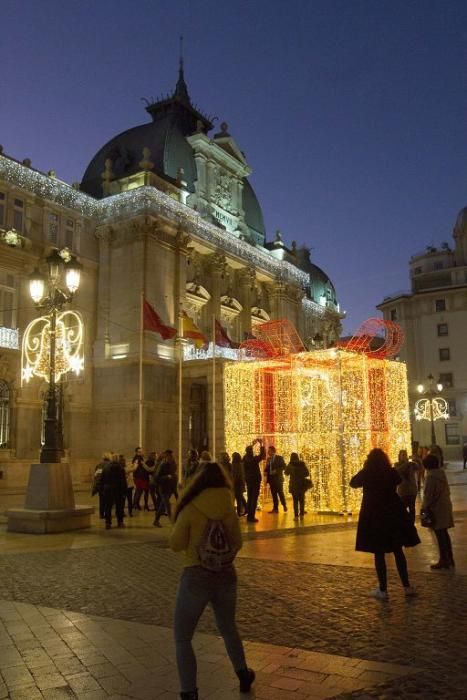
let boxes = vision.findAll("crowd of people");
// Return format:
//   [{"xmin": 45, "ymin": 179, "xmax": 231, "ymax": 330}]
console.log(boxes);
[
  {"xmin": 91, "ymin": 441, "xmax": 455, "ymax": 699},
  {"xmin": 92, "ymin": 440, "xmax": 313, "ymax": 529}
]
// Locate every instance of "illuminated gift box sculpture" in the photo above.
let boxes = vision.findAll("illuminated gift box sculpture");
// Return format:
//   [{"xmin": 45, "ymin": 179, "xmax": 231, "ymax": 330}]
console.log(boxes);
[{"xmin": 224, "ymin": 319, "xmax": 411, "ymax": 513}]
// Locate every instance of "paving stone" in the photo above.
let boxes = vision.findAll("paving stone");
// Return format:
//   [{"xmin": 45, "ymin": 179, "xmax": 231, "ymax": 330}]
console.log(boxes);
[{"xmin": 0, "ymin": 526, "xmax": 466, "ymax": 698}]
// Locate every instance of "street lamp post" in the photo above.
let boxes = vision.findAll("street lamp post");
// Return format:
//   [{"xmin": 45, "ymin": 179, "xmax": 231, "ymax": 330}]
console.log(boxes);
[
  {"xmin": 415, "ymin": 373, "xmax": 448, "ymax": 446},
  {"xmin": 28, "ymin": 248, "xmax": 82, "ymax": 463}
]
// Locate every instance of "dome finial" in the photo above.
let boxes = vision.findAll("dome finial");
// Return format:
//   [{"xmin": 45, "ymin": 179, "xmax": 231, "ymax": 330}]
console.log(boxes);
[{"xmin": 175, "ymin": 35, "xmax": 190, "ymax": 102}]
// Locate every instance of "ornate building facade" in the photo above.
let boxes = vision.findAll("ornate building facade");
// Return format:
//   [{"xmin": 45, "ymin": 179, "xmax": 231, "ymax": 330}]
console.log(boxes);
[
  {"xmin": 0, "ymin": 64, "xmax": 343, "ymax": 485},
  {"xmin": 378, "ymin": 207, "xmax": 467, "ymax": 457}
]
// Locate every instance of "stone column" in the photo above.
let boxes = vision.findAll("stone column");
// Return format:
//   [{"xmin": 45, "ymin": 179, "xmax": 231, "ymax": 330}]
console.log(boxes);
[
  {"xmin": 94, "ymin": 225, "xmax": 112, "ymax": 361},
  {"xmin": 238, "ymin": 267, "xmax": 256, "ymax": 338},
  {"xmin": 209, "ymin": 252, "xmax": 226, "ymax": 329}
]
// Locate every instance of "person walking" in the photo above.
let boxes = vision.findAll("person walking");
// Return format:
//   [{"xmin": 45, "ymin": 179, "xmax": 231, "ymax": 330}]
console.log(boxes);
[
  {"xmin": 243, "ymin": 439, "xmax": 266, "ymax": 523},
  {"xmin": 264, "ymin": 445, "xmax": 287, "ymax": 513},
  {"xmin": 132, "ymin": 447, "xmax": 148, "ymax": 510},
  {"xmin": 153, "ymin": 450, "xmax": 178, "ymax": 527},
  {"xmin": 285, "ymin": 452, "xmax": 310, "ymax": 520},
  {"xmin": 394, "ymin": 449, "xmax": 419, "ymax": 524},
  {"xmin": 101, "ymin": 453, "xmax": 127, "ymax": 529},
  {"xmin": 350, "ymin": 448, "xmax": 420, "ymax": 600},
  {"xmin": 92, "ymin": 452, "xmax": 111, "ymax": 519},
  {"xmin": 422, "ymin": 453, "xmax": 455, "ymax": 569},
  {"xmin": 120, "ymin": 454, "xmax": 134, "ymax": 517},
  {"xmin": 462, "ymin": 441, "xmax": 467, "ymax": 470},
  {"xmin": 231, "ymin": 452, "xmax": 247, "ymax": 516},
  {"xmin": 169, "ymin": 462, "xmax": 255, "ymax": 700}
]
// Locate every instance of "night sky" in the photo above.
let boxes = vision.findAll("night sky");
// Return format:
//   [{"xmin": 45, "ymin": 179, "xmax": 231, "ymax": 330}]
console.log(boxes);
[{"xmin": 2, "ymin": 0, "xmax": 467, "ymax": 333}]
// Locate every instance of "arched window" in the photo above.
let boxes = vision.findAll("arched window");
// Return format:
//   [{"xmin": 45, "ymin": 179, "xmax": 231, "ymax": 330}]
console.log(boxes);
[{"xmin": 0, "ymin": 380, "xmax": 10, "ymax": 447}]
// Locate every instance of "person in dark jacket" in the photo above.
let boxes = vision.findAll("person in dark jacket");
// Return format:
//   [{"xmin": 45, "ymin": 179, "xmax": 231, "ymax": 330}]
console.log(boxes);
[
  {"xmin": 144, "ymin": 451, "xmax": 158, "ymax": 511},
  {"xmin": 101, "ymin": 453, "xmax": 127, "ymax": 529},
  {"xmin": 350, "ymin": 448, "xmax": 420, "ymax": 600},
  {"xmin": 394, "ymin": 449, "xmax": 419, "ymax": 524},
  {"xmin": 92, "ymin": 452, "xmax": 111, "ymax": 519},
  {"xmin": 231, "ymin": 452, "xmax": 247, "ymax": 516},
  {"xmin": 264, "ymin": 445, "xmax": 287, "ymax": 513},
  {"xmin": 422, "ymin": 453, "xmax": 455, "ymax": 569},
  {"xmin": 153, "ymin": 450, "xmax": 178, "ymax": 527},
  {"xmin": 285, "ymin": 453, "xmax": 310, "ymax": 520},
  {"xmin": 242, "ymin": 439, "xmax": 266, "ymax": 523}
]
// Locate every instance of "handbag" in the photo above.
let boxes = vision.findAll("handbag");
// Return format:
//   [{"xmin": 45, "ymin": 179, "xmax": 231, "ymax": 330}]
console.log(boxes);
[
  {"xmin": 420, "ymin": 507, "xmax": 435, "ymax": 528},
  {"xmin": 303, "ymin": 477, "xmax": 313, "ymax": 491}
]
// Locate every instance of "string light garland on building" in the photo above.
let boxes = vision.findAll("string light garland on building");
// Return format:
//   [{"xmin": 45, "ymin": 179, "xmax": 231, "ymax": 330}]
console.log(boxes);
[
  {"xmin": 0, "ymin": 155, "xmax": 310, "ymax": 289},
  {"xmin": 224, "ymin": 348, "xmax": 411, "ymax": 514},
  {"xmin": 21, "ymin": 309, "xmax": 84, "ymax": 385}
]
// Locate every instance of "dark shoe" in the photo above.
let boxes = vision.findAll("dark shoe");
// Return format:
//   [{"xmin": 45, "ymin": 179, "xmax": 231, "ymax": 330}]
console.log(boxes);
[
  {"xmin": 105, "ymin": 523, "xmax": 111, "ymax": 530},
  {"xmin": 117, "ymin": 522, "xmax": 124, "ymax": 528},
  {"xmin": 268, "ymin": 509, "xmax": 278, "ymax": 514},
  {"xmin": 180, "ymin": 691, "xmax": 198, "ymax": 700},
  {"xmin": 236, "ymin": 668, "xmax": 255, "ymax": 693},
  {"xmin": 430, "ymin": 561, "xmax": 450, "ymax": 570},
  {"xmin": 247, "ymin": 518, "xmax": 259, "ymax": 523},
  {"xmin": 283, "ymin": 506, "xmax": 288, "ymax": 512},
  {"xmin": 450, "ymin": 558, "xmax": 456, "ymax": 568},
  {"xmin": 153, "ymin": 520, "xmax": 162, "ymax": 528},
  {"xmin": 293, "ymin": 516, "xmax": 299, "ymax": 521}
]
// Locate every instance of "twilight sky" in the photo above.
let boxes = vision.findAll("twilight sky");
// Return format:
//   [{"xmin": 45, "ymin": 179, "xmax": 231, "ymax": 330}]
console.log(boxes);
[{"xmin": 2, "ymin": 0, "xmax": 467, "ymax": 333}]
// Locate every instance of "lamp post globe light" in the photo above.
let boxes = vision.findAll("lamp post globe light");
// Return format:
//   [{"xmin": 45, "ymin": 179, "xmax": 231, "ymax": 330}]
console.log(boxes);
[
  {"xmin": 27, "ymin": 248, "xmax": 82, "ymax": 463},
  {"xmin": 414, "ymin": 373, "xmax": 449, "ymax": 446}
]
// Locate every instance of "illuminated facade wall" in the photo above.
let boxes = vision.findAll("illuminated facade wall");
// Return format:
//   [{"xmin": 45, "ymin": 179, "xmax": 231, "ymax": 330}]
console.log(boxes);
[{"xmin": 224, "ymin": 349, "xmax": 411, "ymax": 513}]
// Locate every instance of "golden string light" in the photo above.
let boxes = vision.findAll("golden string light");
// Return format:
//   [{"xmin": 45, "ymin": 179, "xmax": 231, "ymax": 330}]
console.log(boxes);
[
  {"xmin": 224, "ymin": 348, "xmax": 411, "ymax": 514},
  {"xmin": 21, "ymin": 309, "xmax": 84, "ymax": 385},
  {"xmin": 414, "ymin": 397, "xmax": 449, "ymax": 422}
]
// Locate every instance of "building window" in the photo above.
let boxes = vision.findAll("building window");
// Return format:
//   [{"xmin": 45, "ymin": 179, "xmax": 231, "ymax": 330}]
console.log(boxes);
[
  {"xmin": 445, "ymin": 423, "xmax": 460, "ymax": 446},
  {"xmin": 435, "ymin": 299, "xmax": 446, "ymax": 312},
  {"xmin": 64, "ymin": 219, "xmax": 74, "ymax": 250},
  {"xmin": 413, "ymin": 266, "xmax": 422, "ymax": 275},
  {"xmin": 13, "ymin": 198, "xmax": 24, "ymax": 232},
  {"xmin": 0, "ymin": 380, "xmax": 10, "ymax": 447},
  {"xmin": 448, "ymin": 399, "xmax": 457, "ymax": 417},
  {"xmin": 437, "ymin": 323, "xmax": 448, "ymax": 336},
  {"xmin": 47, "ymin": 212, "xmax": 59, "ymax": 245},
  {"xmin": 0, "ymin": 271, "xmax": 16, "ymax": 329},
  {"xmin": 390, "ymin": 308, "xmax": 397, "ymax": 321},
  {"xmin": 439, "ymin": 348, "xmax": 450, "ymax": 361},
  {"xmin": 434, "ymin": 261, "xmax": 443, "ymax": 270},
  {"xmin": 0, "ymin": 192, "xmax": 5, "ymax": 226},
  {"xmin": 439, "ymin": 372, "xmax": 453, "ymax": 388}
]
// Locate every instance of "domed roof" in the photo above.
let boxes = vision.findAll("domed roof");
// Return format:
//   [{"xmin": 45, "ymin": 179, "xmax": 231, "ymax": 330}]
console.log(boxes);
[
  {"xmin": 80, "ymin": 67, "xmax": 265, "ymax": 240},
  {"xmin": 454, "ymin": 206, "xmax": 467, "ymax": 235},
  {"xmin": 294, "ymin": 247, "xmax": 338, "ymax": 306}
]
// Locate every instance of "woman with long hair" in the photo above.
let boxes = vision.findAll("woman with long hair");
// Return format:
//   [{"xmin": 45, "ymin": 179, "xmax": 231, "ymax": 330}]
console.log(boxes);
[
  {"xmin": 169, "ymin": 462, "xmax": 255, "ymax": 700},
  {"xmin": 350, "ymin": 448, "xmax": 420, "ymax": 600}
]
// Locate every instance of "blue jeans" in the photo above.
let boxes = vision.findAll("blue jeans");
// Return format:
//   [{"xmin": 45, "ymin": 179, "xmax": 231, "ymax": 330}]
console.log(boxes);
[{"xmin": 174, "ymin": 565, "xmax": 246, "ymax": 692}]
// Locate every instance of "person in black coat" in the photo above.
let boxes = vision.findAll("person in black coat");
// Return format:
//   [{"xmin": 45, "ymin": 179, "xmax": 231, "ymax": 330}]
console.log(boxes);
[
  {"xmin": 350, "ymin": 448, "xmax": 420, "ymax": 600},
  {"xmin": 264, "ymin": 445, "xmax": 287, "ymax": 513},
  {"xmin": 285, "ymin": 452, "xmax": 310, "ymax": 519},
  {"xmin": 101, "ymin": 453, "xmax": 127, "ymax": 529},
  {"xmin": 153, "ymin": 450, "xmax": 178, "ymax": 527},
  {"xmin": 242, "ymin": 439, "xmax": 266, "ymax": 523}
]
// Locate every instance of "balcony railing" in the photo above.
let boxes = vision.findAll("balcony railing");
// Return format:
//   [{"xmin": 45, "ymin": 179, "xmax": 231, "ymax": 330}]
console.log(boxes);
[{"xmin": 0, "ymin": 327, "xmax": 19, "ymax": 350}]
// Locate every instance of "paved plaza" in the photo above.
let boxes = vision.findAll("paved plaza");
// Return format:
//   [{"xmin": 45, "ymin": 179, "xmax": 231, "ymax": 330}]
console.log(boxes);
[{"xmin": 0, "ymin": 465, "xmax": 466, "ymax": 699}]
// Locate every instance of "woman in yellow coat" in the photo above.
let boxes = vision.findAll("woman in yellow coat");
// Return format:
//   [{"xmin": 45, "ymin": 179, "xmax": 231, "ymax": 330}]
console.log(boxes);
[{"xmin": 169, "ymin": 462, "xmax": 255, "ymax": 700}]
